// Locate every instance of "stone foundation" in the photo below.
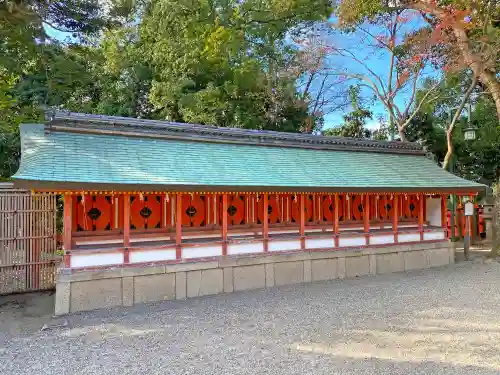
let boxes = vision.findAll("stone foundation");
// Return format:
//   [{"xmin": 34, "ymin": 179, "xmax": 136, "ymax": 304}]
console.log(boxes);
[{"xmin": 55, "ymin": 242, "xmax": 454, "ymax": 315}]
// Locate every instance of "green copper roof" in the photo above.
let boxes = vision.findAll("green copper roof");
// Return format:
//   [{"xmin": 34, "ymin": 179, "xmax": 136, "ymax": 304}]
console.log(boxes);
[{"xmin": 13, "ymin": 121, "xmax": 484, "ymax": 193}]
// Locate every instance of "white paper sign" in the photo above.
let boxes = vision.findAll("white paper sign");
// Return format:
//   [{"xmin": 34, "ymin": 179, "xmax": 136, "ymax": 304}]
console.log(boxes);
[{"xmin": 464, "ymin": 201, "xmax": 474, "ymax": 216}]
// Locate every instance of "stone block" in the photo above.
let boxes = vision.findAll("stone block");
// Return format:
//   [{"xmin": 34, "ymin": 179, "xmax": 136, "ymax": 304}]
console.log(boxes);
[
  {"xmin": 376, "ymin": 252, "xmax": 404, "ymax": 274},
  {"xmin": 223, "ymin": 267, "xmax": 234, "ymax": 293},
  {"xmin": 134, "ymin": 273, "xmax": 175, "ymax": 304},
  {"xmin": 337, "ymin": 257, "xmax": 346, "ymax": 279},
  {"xmin": 274, "ymin": 261, "xmax": 304, "ymax": 286},
  {"xmin": 265, "ymin": 263, "xmax": 275, "ymax": 287},
  {"xmin": 166, "ymin": 261, "xmax": 219, "ymax": 274},
  {"xmin": 345, "ymin": 255, "xmax": 370, "ymax": 278},
  {"xmin": 187, "ymin": 269, "xmax": 223, "ymax": 298},
  {"xmin": 426, "ymin": 248, "xmax": 451, "ymax": 268},
  {"xmin": 122, "ymin": 277, "xmax": 134, "ymax": 307},
  {"xmin": 311, "ymin": 259, "xmax": 338, "ymax": 282},
  {"xmin": 369, "ymin": 254, "xmax": 376, "ymax": 275},
  {"xmin": 70, "ymin": 278, "xmax": 122, "ymax": 313},
  {"xmin": 449, "ymin": 246, "xmax": 455, "ymax": 264},
  {"xmin": 233, "ymin": 265, "xmax": 265, "ymax": 291},
  {"xmin": 404, "ymin": 250, "xmax": 427, "ymax": 271},
  {"xmin": 121, "ymin": 265, "xmax": 166, "ymax": 277},
  {"xmin": 303, "ymin": 260, "xmax": 312, "ymax": 282},
  {"xmin": 54, "ymin": 281, "xmax": 70, "ymax": 316},
  {"xmin": 176, "ymin": 272, "xmax": 187, "ymax": 300}
]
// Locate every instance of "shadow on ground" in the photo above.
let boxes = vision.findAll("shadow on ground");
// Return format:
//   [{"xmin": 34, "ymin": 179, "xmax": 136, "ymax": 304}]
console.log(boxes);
[{"xmin": 0, "ymin": 291, "xmax": 54, "ymax": 336}]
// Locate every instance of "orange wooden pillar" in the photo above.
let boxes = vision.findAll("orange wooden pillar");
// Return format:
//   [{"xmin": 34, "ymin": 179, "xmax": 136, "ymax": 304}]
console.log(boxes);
[
  {"xmin": 441, "ymin": 195, "xmax": 447, "ymax": 229},
  {"xmin": 300, "ymin": 194, "xmax": 305, "ymax": 250},
  {"xmin": 333, "ymin": 194, "xmax": 339, "ymax": 247},
  {"xmin": 392, "ymin": 194, "xmax": 399, "ymax": 243},
  {"xmin": 176, "ymin": 193, "xmax": 183, "ymax": 259},
  {"xmin": 363, "ymin": 194, "xmax": 370, "ymax": 245},
  {"xmin": 263, "ymin": 194, "xmax": 269, "ymax": 251},
  {"xmin": 418, "ymin": 194, "xmax": 424, "ymax": 240},
  {"xmin": 63, "ymin": 194, "xmax": 72, "ymax": 267},
  {"xmin": 123, "ymin": 194, "xmax": 131, "ymax": 263},
  {"xmin": 222, "ymin": 194, "xmax": 228, "ymax": 255}
]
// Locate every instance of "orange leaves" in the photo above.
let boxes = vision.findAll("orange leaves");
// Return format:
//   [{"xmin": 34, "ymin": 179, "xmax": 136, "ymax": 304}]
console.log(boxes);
[{"xmin": 396, "ymin": 70, "xmax": 410, "ymax": 89}]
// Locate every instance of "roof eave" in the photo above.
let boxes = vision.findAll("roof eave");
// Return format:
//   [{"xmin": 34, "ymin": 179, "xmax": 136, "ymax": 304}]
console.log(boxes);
[{"xmin": 13, "ymin": 179, "xmax": 486, "ymax": 194}]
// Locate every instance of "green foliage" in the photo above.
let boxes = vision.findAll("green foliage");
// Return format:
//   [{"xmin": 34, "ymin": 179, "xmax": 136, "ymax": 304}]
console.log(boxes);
[
  {"xmin": 139, "ymin": 0, "xmax": 329, "ymax": 130},
  {"xmin": 0, "ymin": 0, "xmax": 332, "ymax": 179},
  {"xmin": 323, "ymin": 86, "xmax": 375, "ymax": 138},
  {"xmin": 409, "ymin": 74, "xmax": 500, "ymax": 186}
]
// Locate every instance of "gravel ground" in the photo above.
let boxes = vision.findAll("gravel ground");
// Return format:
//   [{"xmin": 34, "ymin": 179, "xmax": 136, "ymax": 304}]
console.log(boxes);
[{"xmin": 2, "ymin": 261, "xmax": 500, "ymax": 375}]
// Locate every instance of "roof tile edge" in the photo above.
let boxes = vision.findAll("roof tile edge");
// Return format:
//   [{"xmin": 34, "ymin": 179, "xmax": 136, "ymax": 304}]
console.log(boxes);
[{"xmin": 46, "ymin": 111, "xmax": 425, "ymax": 155}]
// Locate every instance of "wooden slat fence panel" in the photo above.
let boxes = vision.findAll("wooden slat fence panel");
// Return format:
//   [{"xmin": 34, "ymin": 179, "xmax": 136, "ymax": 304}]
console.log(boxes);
[{"xmin": 0, "ymin": 187, "xmax": 57, "ymax": 294}]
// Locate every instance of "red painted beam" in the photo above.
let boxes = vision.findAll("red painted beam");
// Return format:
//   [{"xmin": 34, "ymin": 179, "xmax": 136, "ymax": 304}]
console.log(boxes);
[
  {"xmin": 419, "ymin": 194, "xmax": 425, "ymax": 240},
  {"xmin": 300, "ymin": 194, "xmax": 305, "ymax": 249},
  {"xmin": 333, "ymin": 194, "xmax": 339, "ymax": 247},
  {"xmin": 63, "ymin": 195, "xmax": 72, "ymax": 267},
  {"xmin": 176, "ymin": 194, "xmax": 182, "ymax": 259},
  {"xmin": 393, "ymin": 194, "xmax": 399, "ymax": 243},
  {"xmin": 222, "ymin": 194, "xmax": 228, "ymax": 255},
  {"xmin": 263, "ymin": 194, "xmax": 269, "ymax": 251},
  {"xmin": 364, "ymin": 194, "xmax": 370, "ymax": 245}
]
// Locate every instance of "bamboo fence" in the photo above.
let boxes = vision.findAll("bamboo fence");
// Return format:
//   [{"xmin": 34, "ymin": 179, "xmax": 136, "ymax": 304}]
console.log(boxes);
[{"xmin": 0, "ymin": 184, "xmax": 58, "ymax": 294}]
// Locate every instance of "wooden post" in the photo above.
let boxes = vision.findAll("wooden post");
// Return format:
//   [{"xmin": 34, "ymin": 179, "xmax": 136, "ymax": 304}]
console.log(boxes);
[
  {"xmin": 176, "ymin": 193, "xmax": 182, "ymax": 259},
  {"xmin": 392, "ymin": 194, "xmax": 399, "ymax": 243},
  {"xmin": 263, "ymin": 194, "xmax": 269, "ymax": 251},
  {"xmin": 419, "ymin": 194, "xmax": 425, "ymax": 240},
  {"xmin": 300, "ymin": 194, "xmax": 305, "ymax": 250},
  {"xmin": 63, "ymin": 195, "xmax": 72, "ymax": 267},
  {"xmin": 334, "ymin": 194, "xmax": 339, "ymax": 247},
  {"xmin": 222, "ymin": 194, "xmax": 228, "ymax": 255},
  {"xmin": 123, "ymin": 194, "xmax": 130, "ymax": 246},
  {"xmin": 364, "ymin": 194, "xmax": 370, "ymax": 245},
  {"xmin": 123, "ymin": 194, "xmax": 131, "ymax": 263},
  {"xmin": 441, "ymin": 194, "xmax": 447, "ymax": 229}
]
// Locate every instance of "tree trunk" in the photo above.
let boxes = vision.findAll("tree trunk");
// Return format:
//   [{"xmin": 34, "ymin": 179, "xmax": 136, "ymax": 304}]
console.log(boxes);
[
  {"xmin": 397, "ymin": 120, "xmax": 407, "ymax": 142},
  {"xmin": 478, "ymin": 70, "xmax": 500, "ymax": 120},
  {"xmin": 409, "ymin": 1, "xmax": 500, "ymax": 121},
  {"xmin": 442, "ymin": 129, "xmax": 453, "ymax": 171},
  {"xmin": 452, "ymin": 26, "xmax": 500, "ymax": 121}
]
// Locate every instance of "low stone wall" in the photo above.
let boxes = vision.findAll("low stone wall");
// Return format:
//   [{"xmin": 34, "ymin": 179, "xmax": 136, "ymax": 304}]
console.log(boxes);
[{"xmin": 55, "ymin": 241, "xmax": 454, "ymax": 315}]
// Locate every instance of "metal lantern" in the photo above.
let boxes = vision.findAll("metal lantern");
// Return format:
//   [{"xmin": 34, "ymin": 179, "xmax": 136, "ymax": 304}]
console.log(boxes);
[{"xmin": 463, "ymin": 126, "xmax": 476, "ymax": 141}]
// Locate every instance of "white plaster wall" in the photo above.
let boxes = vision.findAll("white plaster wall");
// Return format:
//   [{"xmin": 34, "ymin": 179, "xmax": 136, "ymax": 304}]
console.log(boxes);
[
  {"xmin": 338, "ymin": 236, "xmax": 365, "ymax": 247},
  {"xmin": 182, "ymin": 245, "xmax": 222, "ymax": 259},
  {"xmin": 129, "ymin": 249, "xmax": 176, "ymax": 263},
  {"xmin": 227, "ymin": 243, "xmax": 264, "ymax": 255},
  {"xmin": 182, "ymin": 233, "xmax": 222, "ymax": 239},
  {"xmin": 131, "ymin": 236, "xmax": 171, "ymax": 243},
  {"xmin": 370, "ymin": 234, "xmax": 394, "ymax": 245},
  {"xmin": 426, "ymin": 197, "xmax": 442, "ymax": 226},
  {"xmin": 424, "ymin": 231, "xmax": 445, "ymax": 241},
  {"xmin": 268, "ymin": 240, "xmax": 301, "ymax": 252},
  {"xmin": 269, "ymin": 229, "xmax": 298, "ymax": 234},
  {"xmin": 398, "ymin": 233, "xmax": 420, "ymax": 243},
  {"xmin": 74, "ymin": 238, "xmax": 121, "ymax": 246},
  {"xmin": 71, "ymin": 252, "xmax": 123, "ymax": 268},
  {"xmin": 306, "ymin": 238, "xmax": 334, "ymax": 249}
]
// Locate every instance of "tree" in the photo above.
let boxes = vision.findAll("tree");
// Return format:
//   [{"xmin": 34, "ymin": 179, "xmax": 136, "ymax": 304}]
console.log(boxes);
[
  {"xmin": 0, "ymin": 0, "xmax": 335, "ymax": 178},
  {"xmin": 134, "ymin": 0, "xmax": 331, "ymax": 131},
  {"xmin": 323, "ymin": 86, "xmax": 374, "ymax": 138},
  {"xmin": 334, "ymin": 0, "xmax": 500, "ymax": 121},
  {"xmin": 296, "ymin": 10, "xmax": 443, "ymax": 140}
]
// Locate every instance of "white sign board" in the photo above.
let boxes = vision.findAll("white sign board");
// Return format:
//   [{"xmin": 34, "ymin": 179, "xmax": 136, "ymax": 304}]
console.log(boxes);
[{"xmin": 464, "ymin": 201, "xmax": 474, "ymax": 216}]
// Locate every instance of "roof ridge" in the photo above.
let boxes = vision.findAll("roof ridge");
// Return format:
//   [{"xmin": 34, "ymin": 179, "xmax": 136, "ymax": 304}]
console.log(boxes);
[{"xmin": 46, "ymin": 111, "xmax": 425, "ymax": 155}]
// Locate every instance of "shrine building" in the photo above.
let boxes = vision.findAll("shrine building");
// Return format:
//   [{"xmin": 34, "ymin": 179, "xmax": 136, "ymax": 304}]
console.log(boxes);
[{"xmin": 13, "ymin": 112, "xmax": 484, "ymax": 314}]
